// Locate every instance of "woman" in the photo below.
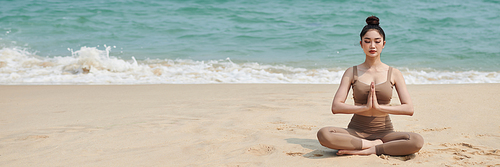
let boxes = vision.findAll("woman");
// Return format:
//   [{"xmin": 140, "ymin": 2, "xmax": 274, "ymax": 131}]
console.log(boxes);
[{"xmin": 316, "ymin": 16, "xmax": 423, "ymax": 156}]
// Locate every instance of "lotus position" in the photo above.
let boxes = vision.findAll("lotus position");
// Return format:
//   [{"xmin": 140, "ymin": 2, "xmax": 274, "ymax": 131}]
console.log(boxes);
[{"xmin": 317, "ymin": 16, "xmax": 424, "ymax": 156}]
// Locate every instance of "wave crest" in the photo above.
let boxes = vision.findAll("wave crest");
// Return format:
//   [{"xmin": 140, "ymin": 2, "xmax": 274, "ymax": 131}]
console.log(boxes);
[{"xmin": 0, "ymin": 46, "xmax": 499, "ymax": 85}]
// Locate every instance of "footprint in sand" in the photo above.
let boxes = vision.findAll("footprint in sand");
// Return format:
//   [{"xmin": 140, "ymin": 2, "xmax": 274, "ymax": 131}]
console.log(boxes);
[
  {"xmin": 439, "ymin": 142, "xmax": 500, "ymax": 156},
  {"xmin": 432, "ymin": 142, "xmax": 500, "ymax": 166},
  {"xmin": 247, "ymin": 144, "xmax": 276, "ymax": 156}
]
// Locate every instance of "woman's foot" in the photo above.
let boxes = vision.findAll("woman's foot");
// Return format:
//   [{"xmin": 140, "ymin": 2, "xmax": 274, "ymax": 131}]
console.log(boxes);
[
  {"xmin": 337, "ymin": 147, "xmax": 376, "ymax": 155},
  {"xmin": 337, "ymin": 139, "xmax": 382, "ymax": 155},
  {"xmin": 362, "ymin": 139, "xmax": 383, "ymax": 149}
]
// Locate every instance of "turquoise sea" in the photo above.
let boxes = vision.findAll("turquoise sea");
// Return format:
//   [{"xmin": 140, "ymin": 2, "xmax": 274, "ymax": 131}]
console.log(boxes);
[{"xmin": 1, "ymin": 0, "xmax": 499, "ymax": 84}]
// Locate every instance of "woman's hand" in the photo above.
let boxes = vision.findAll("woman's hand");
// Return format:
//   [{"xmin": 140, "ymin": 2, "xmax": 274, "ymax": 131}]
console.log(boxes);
[
  {"xmin": 371, "ymin": 82, "xmax": 381, "ymax": 110},
  {"xmin": 366, "ymin": 82, "xmax": 374, "ymax": 109},
  {"xmin": 366, "ymin": 82, "xmax": 381, "ymax": 111}
]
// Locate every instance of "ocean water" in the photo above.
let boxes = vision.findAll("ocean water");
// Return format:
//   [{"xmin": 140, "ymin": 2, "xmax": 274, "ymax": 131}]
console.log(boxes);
[{"xmin": 1, "ymin": 0, "xmax": 499, "ymax": 84}]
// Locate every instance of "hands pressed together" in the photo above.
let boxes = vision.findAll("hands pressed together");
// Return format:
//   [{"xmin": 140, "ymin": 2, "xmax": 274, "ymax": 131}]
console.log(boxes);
[{"xmin": 366, "ymin": 82, "xmax": 381, "ymax": 111}]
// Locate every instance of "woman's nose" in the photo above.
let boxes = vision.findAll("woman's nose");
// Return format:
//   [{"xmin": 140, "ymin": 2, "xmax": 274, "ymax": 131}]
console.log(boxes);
[{"xmin": 370, "ymin": 42, "xmax": 375, "ymax": 48}]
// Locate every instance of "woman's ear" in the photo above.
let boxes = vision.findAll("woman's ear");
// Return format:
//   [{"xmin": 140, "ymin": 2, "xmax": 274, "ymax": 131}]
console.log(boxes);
[{"xmin": 383, "ymin": 41, "xmax": 386, "ymax": 48}]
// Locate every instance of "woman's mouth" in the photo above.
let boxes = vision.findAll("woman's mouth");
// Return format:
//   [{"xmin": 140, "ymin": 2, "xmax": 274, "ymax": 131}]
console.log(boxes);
[{"xmin": 369, "ymin": 50, "xmax": 376, "ymax": 54}]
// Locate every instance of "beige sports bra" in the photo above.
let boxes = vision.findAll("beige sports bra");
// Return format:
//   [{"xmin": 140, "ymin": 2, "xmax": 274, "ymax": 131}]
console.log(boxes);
[{"xmin": 352, "ymin": 66, "xmax": 394, "ymax": 105}]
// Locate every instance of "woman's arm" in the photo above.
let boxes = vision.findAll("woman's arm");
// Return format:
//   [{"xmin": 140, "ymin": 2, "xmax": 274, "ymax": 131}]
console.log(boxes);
[
  {"xmin": 331, "ymin": 67, "xmax": 370, "ymax": 114},
  {"xmin": 374, "ymin": 68, "xmax": 414, "ymax": 116}
]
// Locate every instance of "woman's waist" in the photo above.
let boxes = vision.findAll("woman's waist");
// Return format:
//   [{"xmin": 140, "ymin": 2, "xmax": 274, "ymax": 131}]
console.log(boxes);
[{"xmin": 348, "ymin": 114, "xmax": 394, "ymax": 133}]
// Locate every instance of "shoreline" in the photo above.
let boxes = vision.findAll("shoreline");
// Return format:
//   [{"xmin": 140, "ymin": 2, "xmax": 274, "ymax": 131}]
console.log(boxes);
[
  {"xmin": 2, "ymin": 46, "xmax": 500, "ymax": 85},
  {"xmin": 1, "ymin": 84, "xmax": 499, "ymax": 166}
]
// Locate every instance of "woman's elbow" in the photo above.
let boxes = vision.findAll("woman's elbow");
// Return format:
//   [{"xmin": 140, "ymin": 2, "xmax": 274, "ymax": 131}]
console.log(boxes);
[
  {"xmin": 331, "ymin": 102, "xmax": 345, "ymax": 114},
  {"xmin": 331, "ymin": 104, "xmax": 339, "ymax": 114},
  {"xmin": 407, "ymin": 105, "xmax": 414, "ymax": 116}
]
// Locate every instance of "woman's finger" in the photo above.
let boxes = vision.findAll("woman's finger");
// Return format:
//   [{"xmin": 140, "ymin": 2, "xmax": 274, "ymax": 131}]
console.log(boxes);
[
  {"xmin": 371, "ymin": 82, "xmax": 375, "ymax": 91},
  {"xmin": 366, "ymin": 82, "xmax": 374, "ymax": 108},
  {"xmin": 371, "ymin": 82, "xmax": 380, "ymax": 109},
  {"xmin": 371, "ymin": 82, "xmax": 376, "ymax": 101}
]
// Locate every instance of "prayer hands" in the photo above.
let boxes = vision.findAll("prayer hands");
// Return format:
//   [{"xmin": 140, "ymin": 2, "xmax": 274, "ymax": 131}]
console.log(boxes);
[{"xmin": 366, "ymin": 82, "xmax": 381, "ymax": 110}]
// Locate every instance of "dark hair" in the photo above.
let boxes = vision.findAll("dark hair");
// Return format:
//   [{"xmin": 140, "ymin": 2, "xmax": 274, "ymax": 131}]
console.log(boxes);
[{"xmin": 360, "ymin": 16, "xmax": 385, "ymax": 41}]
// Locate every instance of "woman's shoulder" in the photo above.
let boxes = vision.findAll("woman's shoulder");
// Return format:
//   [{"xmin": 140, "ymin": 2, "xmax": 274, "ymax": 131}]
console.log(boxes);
[
  {"xmin": 389, "ymin": 67, "xmax": 403, "ymax": 77},
  {"xmin": 389, "ymin": 67, "xmax": 406, "ymax": 85},
  {"xmin": 340, "ymin": 66, "xmax": 356, "ymax": 83},
  {"xmin": 343, "ymin": 66, "xmax": 355, "ymax": 76}
]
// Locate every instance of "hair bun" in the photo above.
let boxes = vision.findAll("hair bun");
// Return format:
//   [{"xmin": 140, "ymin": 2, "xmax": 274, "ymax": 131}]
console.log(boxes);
[{"xmin": 366, "ymin": 16, "xmax": 380, "ymax": 25}]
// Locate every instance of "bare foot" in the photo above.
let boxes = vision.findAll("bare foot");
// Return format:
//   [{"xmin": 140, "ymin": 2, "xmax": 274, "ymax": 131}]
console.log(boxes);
[
  {"xmin": 337, "ymin": 147, "xmax": 376, "ymax": 155},
  {"xmin": 362, "ymin": 139, "xmax": 383, "ymax": 149},
  {"xmin": 372, "ymin": 139, "xmax": 383, "ymax": 146}
]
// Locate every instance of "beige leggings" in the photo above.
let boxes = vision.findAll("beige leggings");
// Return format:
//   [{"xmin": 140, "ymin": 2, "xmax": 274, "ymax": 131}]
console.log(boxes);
[{"xmin": 317, "ymin": 114, "xmax": 424, "ymax": 155}]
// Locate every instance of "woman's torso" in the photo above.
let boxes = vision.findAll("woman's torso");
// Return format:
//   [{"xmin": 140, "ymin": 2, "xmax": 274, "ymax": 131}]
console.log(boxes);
[{"xmin": 351, "ymin": 65, "xmax": 394, "ymax": 117}]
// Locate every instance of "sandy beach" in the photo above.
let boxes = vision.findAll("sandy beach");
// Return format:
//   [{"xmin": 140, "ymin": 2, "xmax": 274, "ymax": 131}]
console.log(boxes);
[{"xmin": 1, "ymin": 84, "xmax": 499, "ymax": 166}]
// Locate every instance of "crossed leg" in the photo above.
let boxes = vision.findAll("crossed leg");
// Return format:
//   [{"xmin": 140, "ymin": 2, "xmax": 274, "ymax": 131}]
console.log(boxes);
[
  {"xmin": 317, "ymin": 127, "xmax": 382, "ymax": 155},
  {"xmin": 317, "ymin": 127, "xmax": 423, "ymax": 155}
]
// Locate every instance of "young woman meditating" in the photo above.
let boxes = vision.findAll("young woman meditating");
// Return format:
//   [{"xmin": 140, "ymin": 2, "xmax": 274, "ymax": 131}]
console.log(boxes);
[{"xmin": 316, "ymin": 16, "xmax": 424, "ymax": 156}]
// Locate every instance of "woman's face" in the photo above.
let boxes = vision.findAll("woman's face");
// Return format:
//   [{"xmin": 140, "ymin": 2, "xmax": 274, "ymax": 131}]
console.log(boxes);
[{"xmin": 360, "ymin": 30, "xmax": 386, "ymax": 58}]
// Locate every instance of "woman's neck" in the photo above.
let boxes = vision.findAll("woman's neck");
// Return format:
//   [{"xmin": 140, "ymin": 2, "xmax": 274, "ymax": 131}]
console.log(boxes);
[{"xmin": 361, "ymin": 56, "xmax": 384, "ymax": 69}]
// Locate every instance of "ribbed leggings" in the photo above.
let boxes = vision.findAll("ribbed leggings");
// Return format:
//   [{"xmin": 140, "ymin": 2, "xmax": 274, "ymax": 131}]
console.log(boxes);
[{"xmin": 317, "ymin": 114, "xmax": 424, "ymax": 155}]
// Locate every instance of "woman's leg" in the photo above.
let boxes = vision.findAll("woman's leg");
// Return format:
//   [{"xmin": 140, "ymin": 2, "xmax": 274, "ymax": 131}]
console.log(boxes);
[
  {"xmin": 375, "ymin": 132, "xmax": 424, "ymax": 156},
  {"xmin": 317, "ymin": 127, "xmax": 382, "ymax": 150}
]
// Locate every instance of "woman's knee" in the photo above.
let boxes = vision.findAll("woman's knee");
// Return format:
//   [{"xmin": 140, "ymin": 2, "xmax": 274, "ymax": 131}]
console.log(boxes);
[
  {"xmin": 317, "ymin": 127, "xmax": 342, "ymax": 144},
  {"xmin": 317, "ymin": 127, "xmax": 340, "ymax": 148},
  {"xmin": 317, "ymin": 127, "xmax": 362, "ymax": 150},
  {"xmin": 317, "ymin": 127, "xmax": 331, "ymax": 142},
  {"xmin": 408, "ymin": 132, "xmax": 424, "ymax": 152}
]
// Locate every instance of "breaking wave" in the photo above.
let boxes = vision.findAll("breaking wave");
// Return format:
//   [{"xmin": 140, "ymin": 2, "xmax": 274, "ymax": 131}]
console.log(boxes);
[{"xmin": 0, "ymin": 47, "xmax": 498, "ymax": 85}]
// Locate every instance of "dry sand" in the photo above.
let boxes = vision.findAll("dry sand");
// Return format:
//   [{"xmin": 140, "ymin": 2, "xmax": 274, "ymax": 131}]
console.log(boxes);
[{"xmin": 1, "ymin": 84, "xmax": 499, "ymax": 166}]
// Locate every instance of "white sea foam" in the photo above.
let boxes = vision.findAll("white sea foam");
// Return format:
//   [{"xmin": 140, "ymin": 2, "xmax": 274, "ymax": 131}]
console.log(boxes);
[{"xmin": 0, "ymin": 47, "xmax": 499, "ymax": 85}]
